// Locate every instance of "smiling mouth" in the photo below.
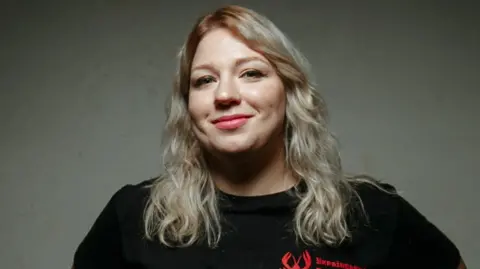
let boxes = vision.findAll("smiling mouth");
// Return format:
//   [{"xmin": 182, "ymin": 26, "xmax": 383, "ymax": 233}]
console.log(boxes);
[{"xmin": 212, "ymin": 114, "xmax": 252, "ymax": 130}]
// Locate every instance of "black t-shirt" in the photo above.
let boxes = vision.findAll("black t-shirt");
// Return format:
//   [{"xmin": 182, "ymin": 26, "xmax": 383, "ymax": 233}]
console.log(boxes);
[{"xmin": 73, "ymin": 179, "xmax": 461, "ymax": 269}]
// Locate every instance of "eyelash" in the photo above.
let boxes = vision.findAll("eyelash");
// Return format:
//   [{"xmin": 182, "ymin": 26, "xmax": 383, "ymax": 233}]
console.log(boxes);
[
  {"xmin": 242, "ymin": 70, "xmax": 265, "ymax": 79},
  {"xmin": 193, "ymin": 76, "xmax": 215, "ymax": 87},
  {"xmin": 192, "ymin": 70, "xmax": 266, "ymax": 88}
]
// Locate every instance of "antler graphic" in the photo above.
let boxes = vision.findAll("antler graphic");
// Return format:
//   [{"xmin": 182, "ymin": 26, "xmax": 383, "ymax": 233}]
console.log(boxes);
[
  {"xmin": 301, "ymin": 250, "xmax": 311, "ymax": 269},
  {"xmin": 281, "ymin": 252, "xmax": 295, "ymax": 269},
  {"xmin": 281, "ymin": 251, "xmax": 312, "ymax": 269}
]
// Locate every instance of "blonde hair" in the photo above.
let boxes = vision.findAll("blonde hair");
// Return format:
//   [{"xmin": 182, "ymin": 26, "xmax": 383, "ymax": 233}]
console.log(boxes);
[{"xmin": 144, "ymin": 5, "xmax": 373, "ymax": 248}]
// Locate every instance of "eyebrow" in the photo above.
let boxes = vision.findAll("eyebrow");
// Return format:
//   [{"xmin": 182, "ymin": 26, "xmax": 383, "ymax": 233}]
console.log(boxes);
[{"xmin": 191, "ymin": 56, "xmax": 269, "ymax": 72}]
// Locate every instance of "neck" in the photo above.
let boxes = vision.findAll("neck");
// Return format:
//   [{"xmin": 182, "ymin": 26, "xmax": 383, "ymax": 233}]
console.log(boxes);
[{"xmin": 206, "ymin": 139, "xmax": 298, "ymax": 196}]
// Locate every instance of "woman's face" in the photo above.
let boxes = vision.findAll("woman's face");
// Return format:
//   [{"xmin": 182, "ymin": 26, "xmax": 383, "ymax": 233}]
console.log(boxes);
[{"xmin": 188, "ymin": 28, "xmax": 286, "ymax": 155}]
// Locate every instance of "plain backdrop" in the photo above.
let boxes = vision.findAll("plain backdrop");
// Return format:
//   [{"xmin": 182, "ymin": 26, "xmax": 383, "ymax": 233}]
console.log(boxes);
[{"xmin": 0, "ymin": 1, "xmax": 478, "ymax": 268}]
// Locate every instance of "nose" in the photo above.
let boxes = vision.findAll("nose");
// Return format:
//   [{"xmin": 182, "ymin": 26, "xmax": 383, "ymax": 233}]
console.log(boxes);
[{"xmin": 214, "ymin": 78, "xmax": 241, "ymax": 107}]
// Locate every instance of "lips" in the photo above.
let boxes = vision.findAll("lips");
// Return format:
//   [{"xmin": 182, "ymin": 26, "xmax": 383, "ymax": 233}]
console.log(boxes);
[
  {"xmin": 211, "ymin": 114, "xmax": 252, "ymax": 123},
  {"xmin": 211, "ymin": 114, "xmax": 253, "ymax": 130}
]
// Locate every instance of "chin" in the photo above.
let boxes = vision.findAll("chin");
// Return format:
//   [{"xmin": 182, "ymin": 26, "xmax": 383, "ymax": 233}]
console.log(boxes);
[
  {"xmin": 209, "ymin": 136, "xmax": 258, "ymax": 155},
  {"xmin": 213, "ymin": 143, "xmax": 255, "ymax": 154}
]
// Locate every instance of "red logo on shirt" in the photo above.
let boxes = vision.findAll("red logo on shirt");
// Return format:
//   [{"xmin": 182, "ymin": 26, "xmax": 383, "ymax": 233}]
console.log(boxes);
[
  {"xmin": 281, "ymin": 250, "xmax": 312, "ymax": 269},
  {"xmin": 280, "ymin": 250, "xmax": 365, "ymax": 269}
]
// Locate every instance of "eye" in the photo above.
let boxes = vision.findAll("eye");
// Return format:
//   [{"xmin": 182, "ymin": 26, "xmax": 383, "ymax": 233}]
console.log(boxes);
[
  {"xmin": 192, "ymin": 76, "xmax": 215, "ymax": 87},
  {"xmin": 241, "ymin": 69, "xmax": 265, "ymax": 79}
]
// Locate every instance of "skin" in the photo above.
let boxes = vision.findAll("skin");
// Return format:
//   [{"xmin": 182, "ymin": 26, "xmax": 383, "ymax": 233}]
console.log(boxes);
[{"xmin": 188, "ymin": 28, "xmax": 297, "ymax": 196}]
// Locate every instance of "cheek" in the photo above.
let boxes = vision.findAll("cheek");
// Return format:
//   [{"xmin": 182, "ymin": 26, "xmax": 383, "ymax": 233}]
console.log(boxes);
[
  {"xmin": 187, "ymin": 93, "xmax": 209, "ymax": 122},
  {"xmin": 247, "ymin": 80, "xmax": 286, "ymax": 113}
]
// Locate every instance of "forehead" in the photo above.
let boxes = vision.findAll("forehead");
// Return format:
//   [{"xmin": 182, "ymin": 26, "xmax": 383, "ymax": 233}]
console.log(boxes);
[{"xmin": 191, "ymin": 28, "xmax": 267, "ymax": 67}]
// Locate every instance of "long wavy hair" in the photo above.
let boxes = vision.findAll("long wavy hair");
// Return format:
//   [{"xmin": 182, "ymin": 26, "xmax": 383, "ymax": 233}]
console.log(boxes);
[{"xmin": 144, "ymin": 5, "xmax": 374, "ymax": 248}]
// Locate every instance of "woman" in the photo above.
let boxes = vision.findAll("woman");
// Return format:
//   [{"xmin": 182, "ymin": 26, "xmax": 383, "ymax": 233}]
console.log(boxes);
[{"xmin": 73, "ymin": 5, "xmax": 466, "ymax": 269}]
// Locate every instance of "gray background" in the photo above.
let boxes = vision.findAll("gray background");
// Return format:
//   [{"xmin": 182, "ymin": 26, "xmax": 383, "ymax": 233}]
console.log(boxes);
[{"xmin": 1, "ymin": 1, "xmax": 478, "ymax": 268}]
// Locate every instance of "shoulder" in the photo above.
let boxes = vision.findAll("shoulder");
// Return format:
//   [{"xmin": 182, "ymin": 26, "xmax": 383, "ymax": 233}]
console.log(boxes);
[
  {"xmin": 112, "ymin": 178, "xmax": 154, "ymax": 213},
  {"xmin": 349, "ymin": 180, "xmax": 400, "ymax": 225},
  {"xmin": 116, "ymin": 177, "xmax": 155, "ymax": 200},
  {"xmin": 73, "ymin": 178, "xmax": 156, "ymax": 268},
  {"xmin": 348, "ymin": 179, "xmax": 437, "ymax": 238},
  {"xmin": 348, "ymin": 180, "xmax": 461, "ymax": 268},
  {"xmin": 79, "ymin": 177, "xmax": 156, "ymax": 242},
  {"xmin": 347, "ymin": 180, "xmax": 401, "ymax": 244}
]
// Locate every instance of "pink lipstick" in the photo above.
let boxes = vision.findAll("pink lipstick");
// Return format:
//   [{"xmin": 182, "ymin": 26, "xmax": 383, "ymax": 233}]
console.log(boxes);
[{"xmin": 212, "ymin": 114, "xmax": 252, "ymax": 130}]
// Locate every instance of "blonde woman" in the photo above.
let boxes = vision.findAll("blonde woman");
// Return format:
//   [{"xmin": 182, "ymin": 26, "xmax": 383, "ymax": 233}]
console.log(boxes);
[{"xmin": 73, "ymin": 5, "xmax": 466, "ymax": 269}]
